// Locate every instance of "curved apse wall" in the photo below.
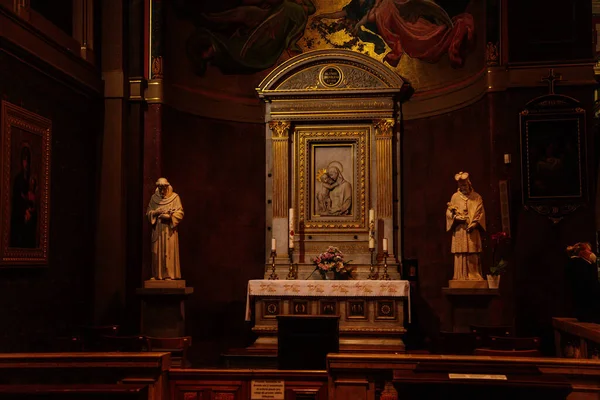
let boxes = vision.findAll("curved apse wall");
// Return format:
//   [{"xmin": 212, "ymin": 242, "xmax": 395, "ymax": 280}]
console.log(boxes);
[{"xmin": 164, "ymin": 0, "xmax": 486, "ymax": 122}]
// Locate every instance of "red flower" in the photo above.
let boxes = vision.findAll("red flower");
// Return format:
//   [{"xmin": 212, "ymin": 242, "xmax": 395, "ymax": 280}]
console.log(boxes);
[{"xmin": 491, "ymin": 232, "xmax": 508, "ymax": 243}]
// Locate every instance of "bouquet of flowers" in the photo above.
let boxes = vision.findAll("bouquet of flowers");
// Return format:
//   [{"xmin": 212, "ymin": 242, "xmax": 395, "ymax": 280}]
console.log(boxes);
[{"xmin": 313, "ymin": 246, "xmax": 353, "ymax": 279}]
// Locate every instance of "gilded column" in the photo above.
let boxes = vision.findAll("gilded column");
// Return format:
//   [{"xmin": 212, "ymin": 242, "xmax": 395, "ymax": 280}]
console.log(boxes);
[
  {"xmin": 374, "ymin": 119, "xmax": 394, "ymax": 218},
  {"xmin": 72, "ymin": 0, "xmax": 95, "ymax": 63},
  {"xmin": 269, "ymin": 120, "xmax": 291, "ymax": 218},
  {"xmin": 142, "ymin": 0, "xmax": 164, "ymax": 279}
]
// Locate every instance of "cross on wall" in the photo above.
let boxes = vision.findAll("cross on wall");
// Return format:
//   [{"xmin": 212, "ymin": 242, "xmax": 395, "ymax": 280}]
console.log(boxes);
[{"xmin": 541, "ymin": 68, "xmax": 563, "ymax": 94}]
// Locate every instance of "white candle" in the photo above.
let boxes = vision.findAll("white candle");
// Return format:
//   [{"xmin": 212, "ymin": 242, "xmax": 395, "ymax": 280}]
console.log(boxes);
[
  {"xmin": 382, "ymin": 238, "xmax": 388, "ymax": 252},
  {"xmin": 271, "ymin": 238, "xmax": 276, "ymax": 252},
  {"xmin": 369, "ymin": 209, "xmax": 375, "ymax": 223},
  {"xmin": 369, "ymin": 237, "xmax": 375, "ymax": 249},
  {"xmin": 289, "ymin": 208, "xmax": 295, "ymax": 249}
]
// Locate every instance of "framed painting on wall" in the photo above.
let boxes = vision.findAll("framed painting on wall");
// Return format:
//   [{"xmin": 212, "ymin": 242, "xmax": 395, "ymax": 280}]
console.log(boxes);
[
  {"xmin": 0, "ymin": 101, "xmax": 51, "ymax": 265},
  {"xmin": 295, "ymin": 124, "xmax": 370, "ymax": 233},
  {"xmin": 519, "ymin": 93, "xmax": 586, "ymax": 222}
]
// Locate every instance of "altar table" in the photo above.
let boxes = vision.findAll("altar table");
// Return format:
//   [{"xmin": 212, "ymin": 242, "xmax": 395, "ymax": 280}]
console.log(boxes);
[{"xmin": 245, "ymin": 279, "xmax": 410, "ymax": 352}]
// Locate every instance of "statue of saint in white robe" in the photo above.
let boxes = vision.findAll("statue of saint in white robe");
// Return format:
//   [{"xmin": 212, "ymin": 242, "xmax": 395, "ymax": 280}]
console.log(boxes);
[
  {"xmin": 147, "ymin": 186, "xmax": 184, "ymax": 279},
  {"xmin": 446, "ymin": 189, "xmax": 486, "ymax": 280}
]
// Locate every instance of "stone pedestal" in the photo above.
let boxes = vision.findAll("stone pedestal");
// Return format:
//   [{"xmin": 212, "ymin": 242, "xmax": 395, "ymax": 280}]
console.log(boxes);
[
  {"xmin": 448, "ymin": 280, "xmax": 488, "ymax": 289},
  {"xmin": 442, "ymin": 288, "xmax": 499, "ymax": 332},
  {"xmin": 136, "ymin": 282, "xmax": 193, "ymax": 337}
]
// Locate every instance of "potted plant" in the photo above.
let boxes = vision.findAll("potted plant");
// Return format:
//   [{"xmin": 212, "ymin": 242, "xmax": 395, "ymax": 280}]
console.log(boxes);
[
  {"xmin": 313, "ymin": 246, "xmax": 353, "ymax": 280},
  {"xmin": 488, "ymin": 232, "xmax": 509, "ymax": 288},
  {"xmin": 488, "ymin": 258, "xmax": 506, "ymax": 288}
]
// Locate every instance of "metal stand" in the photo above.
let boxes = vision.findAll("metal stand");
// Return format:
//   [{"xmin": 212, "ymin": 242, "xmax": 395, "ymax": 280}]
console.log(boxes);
[
  {"xmin": 268, "ymin": 250, "xmax": 278, "ymax": 280},
  {"xmin": 381, "ymin": 251, "xmax": 390, "ymax": 280},
  {"xmin": 286, "ymin": 248, "xmax": 296, "ymax": 280},
  {"xmin": 368, "ymin": 248, "xmax": 377, "ymax": 280}
]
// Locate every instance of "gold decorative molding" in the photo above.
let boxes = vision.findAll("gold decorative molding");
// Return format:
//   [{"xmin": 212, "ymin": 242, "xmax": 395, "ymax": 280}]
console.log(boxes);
[
  {"xmin": 269, "ymin": 120, "xmax": 291, "ymax": 218},
  {"xmin": 486, "ymin": 42, "xmax": 499, "ymax": 66},
  {"xmin": 258, "ymin": 49, "xmax": 405, "ymax": 95},
  {"xmin": 151, "ymin": 56, "xmax": 163, "ymax": 80},
  {"xmin": 270, "ymin": 97, "xmax": 395, "ymax": 121},
  {"xmin": 146, "ymin": 79, "xmax": 163, "ymax": 103},
  {"xmin": 374, "ymin": 119, "xmax": 394, "ymax": 218},
  {"xmin": 296, "ymin": 125, "xmax": 370, "ymax": 232}
]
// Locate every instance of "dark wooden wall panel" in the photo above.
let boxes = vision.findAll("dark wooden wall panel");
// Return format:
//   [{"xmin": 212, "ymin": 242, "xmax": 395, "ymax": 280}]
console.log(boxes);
[
  {"xmin": 507, "ymin": 0, "xmax": 593, "ymax": 63},
  {"xmin": 0, "ymin": 48, "xmax": 101, "ymax": 351},
  {"xmin": 162, "ymin": 107, "xmax": 266, "ymax": 365}
]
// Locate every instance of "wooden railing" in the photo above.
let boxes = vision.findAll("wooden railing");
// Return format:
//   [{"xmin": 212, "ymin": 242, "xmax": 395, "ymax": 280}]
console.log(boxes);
[
  {"xmin": 553, "ymin": 317, "xmax": 600, "ymax": 359},
  {"xmin": 327, "ymin": 353, "xmax": 600, "ymax": 400},
  {"xmin": 0, "ymin": 352, "xmax": 171, "ymax": 400}
]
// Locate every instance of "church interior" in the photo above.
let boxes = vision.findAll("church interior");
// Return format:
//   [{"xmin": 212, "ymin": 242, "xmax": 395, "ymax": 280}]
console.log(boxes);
[{"xmin": 1, "ymin": 0, "xmax": 600, "ymax": 399}]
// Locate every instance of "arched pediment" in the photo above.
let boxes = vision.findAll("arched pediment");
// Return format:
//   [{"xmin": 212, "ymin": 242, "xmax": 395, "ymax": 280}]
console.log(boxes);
[{"xmin": 257, "ymin": 49, "xmax": 407, "ymax": 99}]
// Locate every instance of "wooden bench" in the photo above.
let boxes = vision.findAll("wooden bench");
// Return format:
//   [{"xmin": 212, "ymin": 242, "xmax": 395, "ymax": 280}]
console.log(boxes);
[
  {"xmin": 0, "ymin": 353, "xmax": 170, "ymax": 400},
  {"xmin": 327, "ymin": 353, "xmax": 600, "ymax": 399},
  {"xmin": 0, "ymin": 384, "xmax": 148, "ymax": 399}
]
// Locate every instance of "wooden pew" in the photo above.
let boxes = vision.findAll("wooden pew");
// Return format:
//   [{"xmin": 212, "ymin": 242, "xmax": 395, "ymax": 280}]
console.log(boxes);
[
  {"xmin": 327, "ymin": 353, "xmax": 600, "ymax": 400},
  {"xmin": 170, "ymin": 368, "xmax": 328, "ymax": 400},
  {"xmin": 0, "ymin": 383, "xmax": 148, "ymax": 399},
  {"xmin": 0, "ymin": 353, "xmax": 170, "ymax": 400}
]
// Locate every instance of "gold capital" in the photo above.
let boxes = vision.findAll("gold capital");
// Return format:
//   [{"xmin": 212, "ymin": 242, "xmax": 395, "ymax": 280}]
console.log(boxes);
[
  {"xmin": 374, "ymin": 119, "xmax": 394, "ymax": 137},
  {"xmin": 269, "ymin": 120, "xmax": 291, "ymax": 138}
]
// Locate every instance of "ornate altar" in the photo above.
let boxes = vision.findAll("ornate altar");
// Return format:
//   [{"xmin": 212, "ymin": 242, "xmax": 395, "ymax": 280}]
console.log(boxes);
[
  {"xmin": 252, "ymin": 49, "xmax": 412, "ymax": 352},
  {"xmin": 246, "ymin": 280, "xmax": 410, "ymax": 352}
]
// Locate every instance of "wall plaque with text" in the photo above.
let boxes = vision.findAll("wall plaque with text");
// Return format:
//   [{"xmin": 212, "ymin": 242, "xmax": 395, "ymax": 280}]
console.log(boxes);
[
  {"xmin": 320, "ymin": 66, "xmax": 342, "ymax": 87},
  {"xmin": 250, "ymin": 380, "xmax": 285, "ymax": 399}
]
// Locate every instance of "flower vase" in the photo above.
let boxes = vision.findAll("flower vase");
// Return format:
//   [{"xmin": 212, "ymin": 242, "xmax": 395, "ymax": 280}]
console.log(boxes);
[
  {"xmin": 334, "ymin": 271, "xmax": 348, "ymax": 280},
  {"xmin": 326, "ymin": 270, "xmax": 335, "ymax": 280},
  {"xmin": 487, "ymin": 274, "xmax": 500, "ymax": 289}
]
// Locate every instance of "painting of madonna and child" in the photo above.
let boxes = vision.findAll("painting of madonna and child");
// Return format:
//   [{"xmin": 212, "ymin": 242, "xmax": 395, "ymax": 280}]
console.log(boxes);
[
  {"xmin": 312, "ymin": 145, "xmax": 354, "ymax": 218},
  {"xmin": 174, "ymin": 0, "xmax": 477, "ymax": 76},
  {"xmin": 9, "ymin": 130, "xmax": 43, "ymax": 249}
]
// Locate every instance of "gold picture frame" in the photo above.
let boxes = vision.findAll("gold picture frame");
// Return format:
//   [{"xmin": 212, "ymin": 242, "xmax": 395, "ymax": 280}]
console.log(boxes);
[
  {"xmin": 295, "ymin": 124, "xmax": 370, "ymax": 233},
  {"xmin": 0, "ymin": 101, "xmax": 51, "ymax": 266}
]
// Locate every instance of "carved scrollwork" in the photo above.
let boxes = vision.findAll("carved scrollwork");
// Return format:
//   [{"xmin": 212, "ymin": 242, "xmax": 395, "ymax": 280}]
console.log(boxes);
[
  {"xmin": 486, "ymin": 42, "xmax": 499, "ymax": 66},
  {"xmin": 278, "ymin": 63, "xmax": 386, "ymax": 91}
]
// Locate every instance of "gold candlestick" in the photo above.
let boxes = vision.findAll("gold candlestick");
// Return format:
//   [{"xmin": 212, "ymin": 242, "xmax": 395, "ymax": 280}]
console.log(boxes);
[
  {"xmin": 368, "ymin": 248, "xmax": 377, "ymax": 279},
  {"xmin": 286, "ymin": 248, "xmax": 296, "ymax": 280},
  {"xmin": 381, "ymin": 251, "xmax": 390, "ymax": 280},
  {"xmin": 269, "ymin": 250, "xmax": 279, "ymax": 280}
]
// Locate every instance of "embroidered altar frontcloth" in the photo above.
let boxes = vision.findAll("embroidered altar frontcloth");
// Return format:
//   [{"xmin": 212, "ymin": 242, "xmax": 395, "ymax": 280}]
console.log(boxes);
[{"xmin": 246, "ymin": 279, "xmax": 411, "ymax": 322}]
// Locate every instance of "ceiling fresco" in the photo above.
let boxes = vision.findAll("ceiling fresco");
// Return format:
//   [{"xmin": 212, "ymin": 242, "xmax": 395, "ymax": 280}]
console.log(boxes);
[
  {"xmin": 172, "ymin": 0, "xmax": 481, "ymax": 85},
  {"xmin": 166, "ymin": 0, "xmax": 484, "ymax": 121}
]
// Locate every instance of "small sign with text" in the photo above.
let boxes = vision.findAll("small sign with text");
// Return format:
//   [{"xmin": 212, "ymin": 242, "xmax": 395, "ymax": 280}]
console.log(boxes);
[{"xmin": 250, "ymin": 380, "xmax": 285, "ymax": 400}]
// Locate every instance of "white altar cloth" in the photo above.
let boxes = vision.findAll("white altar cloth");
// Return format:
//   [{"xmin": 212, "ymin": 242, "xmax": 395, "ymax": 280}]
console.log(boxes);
[{"xmin": 246, "ymin": 279, "xmax": 411, "ymax": 322}]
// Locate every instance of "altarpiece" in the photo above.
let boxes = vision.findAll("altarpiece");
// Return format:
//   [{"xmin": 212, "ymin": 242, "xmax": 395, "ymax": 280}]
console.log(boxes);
[{"xmin": 248, "ymin": 50, "xmax": 412, "ymax": 352}]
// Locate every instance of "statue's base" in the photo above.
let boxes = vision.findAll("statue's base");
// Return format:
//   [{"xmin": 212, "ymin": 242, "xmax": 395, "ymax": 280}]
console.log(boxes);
[
  {"xmin": 143, "ymin": 279, "xmax": 186, "ymax": 288},
  {"xmin": 135, "ymin": 286, "xmax": 193, "ymax": 337},
  {"xmin": 448, "ymin": 279, "xmax": 488, "ymax": 289}
]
